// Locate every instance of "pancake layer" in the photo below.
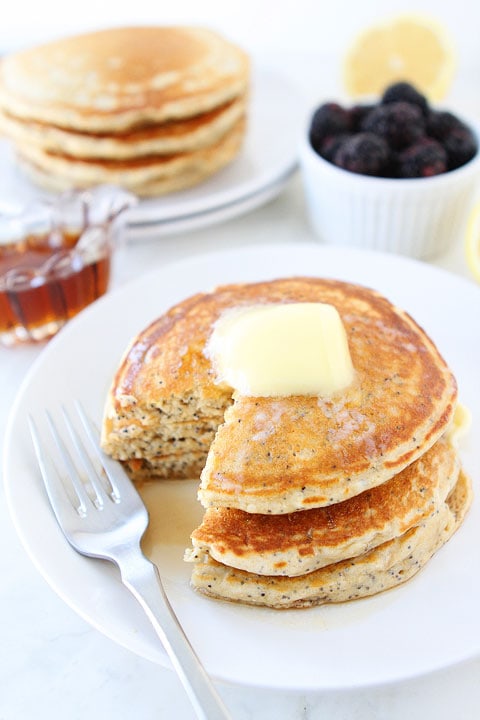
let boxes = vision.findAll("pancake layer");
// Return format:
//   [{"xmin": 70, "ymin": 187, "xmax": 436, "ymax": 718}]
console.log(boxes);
[
  {"xmin": 189, "ymin": 471, "xmax": 472, "ymax": 608},
  {"xmin": 16, "ymin": 118, "xmax": 246, "ymax": 196},
  {"xmin": 187, "ymin": 437, "xmax": 459, "ymax": 576},
  {"xmin": 0, "ymin": 96, "xmax": 246, "ymax": 159},
  {"xmin": 0, "ymin": 27, "xmax": 249, "ymax": 130}
]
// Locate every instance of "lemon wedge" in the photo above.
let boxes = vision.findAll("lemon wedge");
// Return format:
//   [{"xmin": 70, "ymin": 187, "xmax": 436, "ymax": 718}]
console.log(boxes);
[{"xmin": 343, "ymin": 15, "xmax": 456, "ymax": 102}]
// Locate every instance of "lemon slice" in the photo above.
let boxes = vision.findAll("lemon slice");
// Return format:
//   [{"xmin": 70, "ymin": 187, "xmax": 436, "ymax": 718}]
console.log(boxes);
[
  {"xmin": 343, "ymin": 15, "xmax": 456, "ymax": 101},
  {"xmin": 465, "ymin": 201, "xmax": 480, "ymax": 283}
]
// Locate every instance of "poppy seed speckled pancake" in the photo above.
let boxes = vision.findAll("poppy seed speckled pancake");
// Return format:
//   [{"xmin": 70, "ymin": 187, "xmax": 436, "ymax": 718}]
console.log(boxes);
[
  {"xmin": 186, "ymin": 437, "xmax": 459, "ymax": 576},
  {"xmin": 0, "ymin": 27, "xmax": 249, "ymax": 132},
  {"xmin": 188, "ymin": 471, "xmax": 472, "ymax": 609},
  {"xmin": 101, "ymin": 277, "xmax": 457, "ymax": 504}
]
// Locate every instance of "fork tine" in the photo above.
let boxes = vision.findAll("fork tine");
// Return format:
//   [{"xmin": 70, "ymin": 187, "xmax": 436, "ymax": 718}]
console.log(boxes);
[
  {"xmin": 75, "ymin": 401, "xmax": 125, "ymax": 501},
  {"xmin": 60, "ymin": 405, "xmax": 111, "ymax": 508},
  {"xmin": 28, "ymin": 415, "xmax": 86, "ymax": 521},
  {"xmin": 44, "ymin": 410, "xmax": 93, "ymax": 515}
]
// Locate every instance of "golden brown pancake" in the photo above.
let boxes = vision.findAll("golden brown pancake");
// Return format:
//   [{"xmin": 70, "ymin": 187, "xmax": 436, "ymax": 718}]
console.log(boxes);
[
  {"xmin": 188, "ymin": 470, "xmax": 472, "ymax": 608},
  {"xmin": 187, "ymin": 436, "xmax": 459, "ymax": 576},
  {"xmin": 197, "ymin": 280, "xmax": 457, "ymax": 513},
  {"xmin": 0, "ymin": 96, "xmax": 246, "ymax": 159},
  {"xmin": 101, "ymin": 277, "xmax": 457, "ymax": 513},
  {"xmin": 16, "ymin": 117, "xmax": 246, "ymax": 196},
  {"xmin": 0, "ymin": 27, "xmax": 250, "ymax": 131}
]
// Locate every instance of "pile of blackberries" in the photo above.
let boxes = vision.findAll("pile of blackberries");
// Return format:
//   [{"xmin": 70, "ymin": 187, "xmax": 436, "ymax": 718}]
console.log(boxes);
[{"xmin": 309, "ymin": 82, "xmax": 477, "ymax": 178}]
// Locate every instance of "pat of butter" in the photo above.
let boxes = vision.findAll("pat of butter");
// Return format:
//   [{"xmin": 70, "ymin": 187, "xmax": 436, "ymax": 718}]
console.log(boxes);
[
  {"xmin": 207, "ymin": 302, "xmax": 354, "ymax": 397},
  {"xmin": 446, "ymin": 402, "xmax": 471, "ymax": 447}
]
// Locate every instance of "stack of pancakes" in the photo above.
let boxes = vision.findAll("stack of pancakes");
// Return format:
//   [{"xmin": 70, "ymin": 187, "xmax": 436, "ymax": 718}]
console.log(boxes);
[
  {"xmin": 101, "ymin": 277, "xmax": 472, "ymax": 608},
  {"xmin": 0, "ymin": 26, "xmax": 249, "ymax": 196}
]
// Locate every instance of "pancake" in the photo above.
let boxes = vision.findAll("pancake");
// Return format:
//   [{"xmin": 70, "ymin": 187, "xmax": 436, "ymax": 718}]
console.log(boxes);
[
  {"xmin": 124, "ymin": 450, "xmax": 210, "ymax": 482},
  {"xmin": 186, "ymin": 436, "xmax": 459, "ymax": 576},
  {"xmin": 101, "ymin": 277, "xmax": 457, "ymax": 511},
  {"xmin": 0, "ymin": 96, "xmax": 246, "ymax": 160},
  {"xmin": 188, "ymin": 470, "xmax": 472, "ymax": 608},
  {"xmin": 16, "ymin": 118, "xmax": 246, "ymax": 196},
  {"xmin": 0, "ymin": 27, "xmax": 250, "ymax": 132}
]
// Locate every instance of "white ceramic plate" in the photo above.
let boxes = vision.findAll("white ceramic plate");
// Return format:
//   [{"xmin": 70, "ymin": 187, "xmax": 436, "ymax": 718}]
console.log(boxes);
[
  {"xmin": 0, "ymin": 66, "xmax": 303, "ymax": 233},
  {"xmin": 127, "ymin": 171, "xmax": 294, "ymax": 239},
  {"xmin": 4, "ymin": 243, "xmax": 480, "ymax": 691}
]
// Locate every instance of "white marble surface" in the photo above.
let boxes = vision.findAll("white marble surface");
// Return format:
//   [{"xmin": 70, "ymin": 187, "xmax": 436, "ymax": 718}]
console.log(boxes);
[{"xmin": 1, "ymin": 173, "xmax": 480, "ymax": 720}]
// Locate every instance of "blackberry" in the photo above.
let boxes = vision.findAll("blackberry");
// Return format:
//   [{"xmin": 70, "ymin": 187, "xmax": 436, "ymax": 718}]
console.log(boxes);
[
  {"xmin": 319, "ymin": 133, "xmax": 352, "ymax": 162},
  {"xmin": 362, "ymin": 101, "xmax": 426, "ymax": 150},
  {"xmin": 309, "ymin": 103, "xmax": 351, "ymax": 153},
  {"xmin": 426, "ymin": 110, "xmax": 464, "ymax": 140},
  {"xmin": 333, "ymin": 133, "xmax": 390, "ymax": 176},
  {"xmin": 382, "ymin": 82, "xmax": 429, "ymax": 116},
  {"xmin": 348, "ymin": 104, "xmax": 376, "ymax": 132},
  {"xmin": 443, "ymin": 125, "xmax": 477, "ymax": 170},
  {"xmin": 382, "ymin": 152, "xmax": 402, "ymax": 178},
  {"xmin": 397, "ymin": 138, "xmax": 447, "ymax": 178}
]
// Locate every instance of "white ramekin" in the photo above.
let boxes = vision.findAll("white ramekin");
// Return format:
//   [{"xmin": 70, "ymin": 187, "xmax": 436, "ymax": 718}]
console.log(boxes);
[{"xmin": 299, "ymin": 126, "xmax": 480, "ymax": 259}]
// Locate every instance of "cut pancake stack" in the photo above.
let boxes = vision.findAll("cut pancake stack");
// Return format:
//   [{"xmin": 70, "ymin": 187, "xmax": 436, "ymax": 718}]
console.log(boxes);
[
  {"xmin": 0, "ymin": 27, "xmax": 249, "ymax": 196},
  {"xmin": 101, "ymin": 277, "xmax": 472, "ymax": 608}
]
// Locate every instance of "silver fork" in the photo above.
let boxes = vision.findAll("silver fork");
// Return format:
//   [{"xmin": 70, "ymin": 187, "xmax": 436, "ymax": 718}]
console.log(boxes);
[{"xmin": 28, "ymin": 402, "xmax": 231, "ymax": 720}]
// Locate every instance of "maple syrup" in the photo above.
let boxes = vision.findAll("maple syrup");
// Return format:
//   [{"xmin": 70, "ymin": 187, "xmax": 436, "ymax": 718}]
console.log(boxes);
[
  {"xmin": 0, "ymin": 229, "xmax": 111, "ymax": 344},
  {"xmin": 0, "ymin": 186, "xmax": 136, "ymax": 346}
]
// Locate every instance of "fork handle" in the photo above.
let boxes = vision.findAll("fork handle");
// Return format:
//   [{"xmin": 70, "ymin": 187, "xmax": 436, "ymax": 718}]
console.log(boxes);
[{"xmin": 118, "ymin": 549, "xmax": 232, "ymax": 720}]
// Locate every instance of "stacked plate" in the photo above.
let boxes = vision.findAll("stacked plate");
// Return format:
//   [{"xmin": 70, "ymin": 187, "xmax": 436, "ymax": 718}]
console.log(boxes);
[{"xmin": 0, "ymin": 66, "xmax": 304, "ymax": 238}]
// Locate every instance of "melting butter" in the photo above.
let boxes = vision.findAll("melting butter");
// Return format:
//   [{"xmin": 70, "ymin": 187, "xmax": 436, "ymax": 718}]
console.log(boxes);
[
  {"xmin": 207, "ymin": 302, "xmax": 354, "ymax": 397},
  {"xmin": 447, "ymin": 402, "xmax": 472, "ymax": 447}
]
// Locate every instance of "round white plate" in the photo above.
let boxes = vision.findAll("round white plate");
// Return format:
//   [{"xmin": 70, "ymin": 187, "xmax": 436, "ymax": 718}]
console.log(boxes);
[
  {"xmin": 0, "ymin": 66, "xmax": 304, "ymax": 233},
  {"xmin": 4, "ymin": 243, "xmax": 480, "ymax": 691},
  {"xmin": 127, "ymin": 170, "xmax": 294, "ymax": 239}
]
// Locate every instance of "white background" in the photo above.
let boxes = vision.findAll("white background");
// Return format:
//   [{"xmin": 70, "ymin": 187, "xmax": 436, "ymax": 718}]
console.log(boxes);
[
  {"xmin": 2, "ymin": 0, "xmax": 480, "ymax": 127},
  {"xmin": 1, "ymin": 0, "xmax": 480, "ymax": 75}
]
